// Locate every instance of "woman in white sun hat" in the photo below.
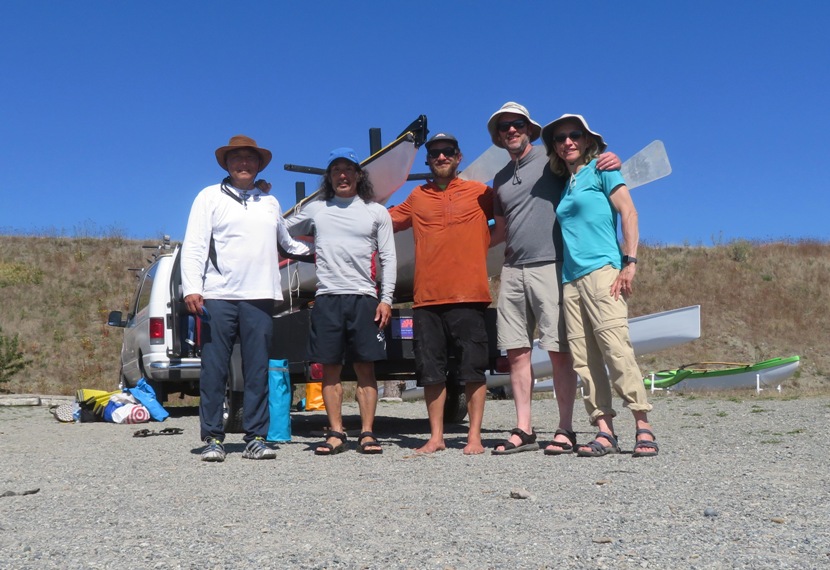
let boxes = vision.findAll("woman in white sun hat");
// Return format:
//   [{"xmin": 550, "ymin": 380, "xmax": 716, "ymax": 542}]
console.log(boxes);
[{"xmin": 541, "ymin": 114, "xmax": 658, "ymax": 458}]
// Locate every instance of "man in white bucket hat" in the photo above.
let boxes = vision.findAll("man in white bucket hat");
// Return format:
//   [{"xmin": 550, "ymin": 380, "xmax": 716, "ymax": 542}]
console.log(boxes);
[{"xmin": 486, "ymin": 102, "xmax": 620, "ymax": 455}]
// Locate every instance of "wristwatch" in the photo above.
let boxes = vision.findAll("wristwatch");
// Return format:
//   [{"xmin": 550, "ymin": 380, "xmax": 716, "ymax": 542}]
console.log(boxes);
[{"xmin": 622, "ymin": 255, "xmax": 638, "ymax": 264}]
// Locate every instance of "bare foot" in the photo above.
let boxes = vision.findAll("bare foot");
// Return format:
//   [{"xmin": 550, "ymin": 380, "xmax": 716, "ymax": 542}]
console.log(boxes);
[
  {"xmin": 463, "ymin": 441, "xmax": 485, "ymax": 455},
  {"xmin": 415, "ymin": 439, "xmax": 446, "ymax": 454}
]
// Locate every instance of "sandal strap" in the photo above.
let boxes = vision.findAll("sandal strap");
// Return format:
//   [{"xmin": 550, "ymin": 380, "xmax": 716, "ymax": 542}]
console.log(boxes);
[
  {"xmin": 357, "ymin": 431, "xmax": 377, "ymax": 444},
  {"xmin": 634, "ymin": 440, "xmax": 659, "ymax": 451},
  {"xmin": 635, "ymin": 428, "xmax": 656, "ymax": 440},
  {"xmin": 358, "ymin": 432, "xmax": 381, "ymax": 448},
  {"xmin": 326, "ymin": 430, "xmax": 347, "ymax": 443},
  {"xmin": 553, "ymin": 429, "xmax": 577, "ymax": 446},
  {"xmin": 595, "ymin": 431, "xmax": 618, "ymax": 447},
  {"xmin": 581, "ymin": 439, "xmax": 607, "ymax": 453},
  {"xmin": 508, "ymin": 427, "xmax": 537, "ymax": 445}
]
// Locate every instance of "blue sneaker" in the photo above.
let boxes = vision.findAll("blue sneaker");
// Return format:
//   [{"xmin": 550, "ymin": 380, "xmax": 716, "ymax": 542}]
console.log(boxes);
[
  {"xmin": 242, "ymin": 437, "xmax": 277, "ymax": 460},
  {"xmin": 201, "ymin": 437, "xmax": 225, "ymax": 462}
]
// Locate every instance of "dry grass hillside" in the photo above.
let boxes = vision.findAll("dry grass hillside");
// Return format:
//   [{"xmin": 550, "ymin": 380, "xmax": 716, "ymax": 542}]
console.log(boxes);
[{"xmin": 1, "ymin": 236, "xmax": 828, "ymax": 396}]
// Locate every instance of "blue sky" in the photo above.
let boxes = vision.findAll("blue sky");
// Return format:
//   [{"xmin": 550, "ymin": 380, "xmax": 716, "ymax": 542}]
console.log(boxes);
[{"xmin": 2, "ymin": 1, "xmax": 827, "ymax": 245}]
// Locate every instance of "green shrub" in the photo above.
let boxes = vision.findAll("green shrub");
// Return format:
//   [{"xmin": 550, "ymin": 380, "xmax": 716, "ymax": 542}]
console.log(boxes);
[{"xmin": 0, "ymin": 327, "xmax": 30, "ymax": 384}]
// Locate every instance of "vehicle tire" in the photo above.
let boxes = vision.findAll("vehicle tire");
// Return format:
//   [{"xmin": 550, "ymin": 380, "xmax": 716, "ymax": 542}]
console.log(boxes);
[
  {"xmin": 224, "ymin": 389, "xmax": 244, "ymax": 433},
  {"xmin": 444, "ymin": 377, "xmax": 468, "ymax": 424},
  {"xmin": 146, "ymin": 379, "xmax": 168, "ymax": 404}
]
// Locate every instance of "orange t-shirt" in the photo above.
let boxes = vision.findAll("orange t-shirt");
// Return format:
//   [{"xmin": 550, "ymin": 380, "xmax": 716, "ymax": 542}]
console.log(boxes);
[{"xmin": 390, "ymin": 178, "xmax": 494, "ymax": 308}]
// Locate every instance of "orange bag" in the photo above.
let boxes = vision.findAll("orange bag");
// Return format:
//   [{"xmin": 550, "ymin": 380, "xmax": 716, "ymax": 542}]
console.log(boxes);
[{"xmin": 304, "ymin": 382, "xmax": 326, "ymax": 411}]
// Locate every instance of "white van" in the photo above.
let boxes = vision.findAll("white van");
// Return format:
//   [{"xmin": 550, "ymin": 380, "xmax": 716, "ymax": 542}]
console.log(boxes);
[{"xmin": 107, "ymin": 238, "xmax": 245, "ymax": 431}]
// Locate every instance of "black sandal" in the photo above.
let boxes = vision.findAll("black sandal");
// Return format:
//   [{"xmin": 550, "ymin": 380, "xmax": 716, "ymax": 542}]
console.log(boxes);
[
  {"xmin": 314, "ymin": 430, "xmax": 347, "ymax": 456},
  {"xmin": 632, "ymin": 428, "xmax": 659, "ymax": 458},
  {"xmin": 133, "ymin": 427, "xmax": 183, "ymax": 437},
  {"xmin": 492, "ymin": 428, "xmax": 539, "ymax": 455},
  {"xmin": 576, "ymin": 431, "xmax": 620, "ymax": 457},
  {"xmin": 357, "ymin": 431, "xmax": 383, "ymax": 454},
  {"xmin": 544, "ymin": 429, "xmax": 577, "ymax": 455}
]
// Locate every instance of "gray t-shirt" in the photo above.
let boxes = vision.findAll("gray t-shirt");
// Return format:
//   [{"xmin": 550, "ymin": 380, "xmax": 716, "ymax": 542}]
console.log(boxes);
[
  {"xmin": 493, "ymin": 145, "xmax": 566, "ymax": 267},
  {"xmin": 285, "ymin": 195, "xmax": 397, "ymax": 304}
]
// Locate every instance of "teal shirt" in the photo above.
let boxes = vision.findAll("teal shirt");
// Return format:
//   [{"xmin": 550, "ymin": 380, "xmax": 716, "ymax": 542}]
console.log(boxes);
[{"xmin": 555, "ymin": 159, "xmax": 626, "ymax": 283}]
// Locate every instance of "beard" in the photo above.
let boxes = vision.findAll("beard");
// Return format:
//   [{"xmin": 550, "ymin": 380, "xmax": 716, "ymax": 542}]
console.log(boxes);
[{"xmin": 429, "ymin": 162, "xmax": 456, "ymax": 179}]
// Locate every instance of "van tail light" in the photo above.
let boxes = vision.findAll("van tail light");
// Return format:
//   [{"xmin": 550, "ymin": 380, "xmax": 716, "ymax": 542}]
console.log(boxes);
[
  {"xmin": 494, "ymin": 356, "xmax": 510, "ymax": 374},
  {"xmin": 310, "ymin": 362, "xmax": 323, "ymax": 381},
  {"xmin": 149, "ymin": 317, "xmax": 165, "ymax": 345}
]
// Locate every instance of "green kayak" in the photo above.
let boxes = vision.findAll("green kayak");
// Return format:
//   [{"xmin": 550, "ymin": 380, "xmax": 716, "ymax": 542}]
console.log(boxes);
[{"xmin": 644, "ymin": 356, "xmax": 801, "ymax": 391}]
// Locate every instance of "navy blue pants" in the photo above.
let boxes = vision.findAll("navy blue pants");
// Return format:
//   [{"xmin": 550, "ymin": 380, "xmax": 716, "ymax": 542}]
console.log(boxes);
[{"xmin": 199, "ymin": 299, "xmax": 273, "ymax": 443}]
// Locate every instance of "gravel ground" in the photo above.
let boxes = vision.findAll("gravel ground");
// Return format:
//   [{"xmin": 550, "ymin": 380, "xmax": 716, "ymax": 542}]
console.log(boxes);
[{"xmin": 1, "ymin": 393, "xmax": 829, "ymax": 569}]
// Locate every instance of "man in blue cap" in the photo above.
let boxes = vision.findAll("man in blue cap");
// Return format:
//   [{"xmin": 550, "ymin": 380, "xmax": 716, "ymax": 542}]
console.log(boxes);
[{"xmin": 286, "ymin": 148, "xmax": 397, "ymax": 455}]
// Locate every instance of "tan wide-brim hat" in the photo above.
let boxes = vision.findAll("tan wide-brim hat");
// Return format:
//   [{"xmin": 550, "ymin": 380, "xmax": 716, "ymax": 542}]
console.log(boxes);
[
  {"xmin": 215, "ymin": 135, "xmax": 272, "ymax": 172},
  {"xmin": 486, "ymin": 101, "xmax": 542, "ymax": 148},
  {"xmin": 541, "ymin": 114, "xmax": 607, "ymax": 156}
]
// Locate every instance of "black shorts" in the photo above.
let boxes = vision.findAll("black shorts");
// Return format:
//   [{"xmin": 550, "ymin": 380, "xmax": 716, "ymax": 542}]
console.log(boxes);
[
  {"xmin": 413, "ymin": 303, "xmax": 489, "ymax": 387},
  {"xmin": 308, "ymin": 294, "xmax": 387, "ymax": 364}
]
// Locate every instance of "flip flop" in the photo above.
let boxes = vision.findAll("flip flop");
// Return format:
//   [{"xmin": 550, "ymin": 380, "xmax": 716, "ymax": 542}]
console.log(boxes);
[
  {"xmin": 314, "ymin": 430, "xmax": 347, "ymax": 456},
  {"xmin": 133, "ymin": 427, "xmax": 184, "ymax": 438},
  {"xmin": 492, "ymin": 428, "xmax": 539, "ymax": 455}
]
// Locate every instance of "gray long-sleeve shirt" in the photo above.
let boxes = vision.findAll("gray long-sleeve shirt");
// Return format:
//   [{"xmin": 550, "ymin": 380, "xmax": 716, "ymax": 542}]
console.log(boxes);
[{"xmin": 285, "ymin": 195, "xmax": 397, "ymax": 305}]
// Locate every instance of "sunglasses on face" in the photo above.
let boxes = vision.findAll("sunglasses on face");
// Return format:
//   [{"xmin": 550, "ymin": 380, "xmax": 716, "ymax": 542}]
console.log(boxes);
[
  {"xmin": 552, "ymin": 130, "xmax": 585, "ymax": 144},
  {"xmin": 427, "ymin": 147, "xmax": 459, "ymax": 159},
  {"xmin": 497, "ymin": 119, "xmax": 527, "ymax": 132}
]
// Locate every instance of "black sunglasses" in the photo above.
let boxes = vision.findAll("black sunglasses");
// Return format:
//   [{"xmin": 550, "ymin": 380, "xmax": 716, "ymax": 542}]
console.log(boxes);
[
  {"xmin": 552, "ymin": 130, "xmax": 585, "ymax": 144},
  {"xmin": 427, "ymin": 147, "xmax": 459, "ymax": 159},
  {"xmin": 497, "ymin": 119, "xmax": 527, "ymax": 132}
]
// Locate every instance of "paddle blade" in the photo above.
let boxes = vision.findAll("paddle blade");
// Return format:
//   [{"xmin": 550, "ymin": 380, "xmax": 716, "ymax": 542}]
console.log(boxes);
[
  {"xmin": 459, "ymin": 145, "xmax": 508, "ymax": 183},
  {"xmin": 621, "ymin": 140, "xmax": 672, "ymax": 190}
]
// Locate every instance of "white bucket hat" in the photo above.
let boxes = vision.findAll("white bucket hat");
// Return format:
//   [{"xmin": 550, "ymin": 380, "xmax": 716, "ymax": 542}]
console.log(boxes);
[
  {"xmin": 541, "ymin": 114, "xmax": 607, "ymax": 156},
  {"xmin": 486, "ymin": 102, "xmax": 542, "ymax": 148}
]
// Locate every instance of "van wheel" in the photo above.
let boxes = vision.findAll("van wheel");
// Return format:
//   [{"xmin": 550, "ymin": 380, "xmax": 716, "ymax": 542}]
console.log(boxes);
[
  {"xmin": 224, "ymin": 389, "xmax": 244, "ymax": 433},
  {"xmin": 444, "ymin": 375, "xmax": 468, "ymax": 424}
]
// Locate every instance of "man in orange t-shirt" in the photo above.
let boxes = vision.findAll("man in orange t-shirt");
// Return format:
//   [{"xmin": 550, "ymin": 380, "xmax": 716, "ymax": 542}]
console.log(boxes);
[{"xmin": 389, "ymin": 133, "xmax": 493, "ymax": 455}]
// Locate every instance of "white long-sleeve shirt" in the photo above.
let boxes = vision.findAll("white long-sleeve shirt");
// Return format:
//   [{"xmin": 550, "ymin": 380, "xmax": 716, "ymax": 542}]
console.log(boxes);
[{"xmin": 181, "ymin": 182, "xmax": 312, "ymax": 301}]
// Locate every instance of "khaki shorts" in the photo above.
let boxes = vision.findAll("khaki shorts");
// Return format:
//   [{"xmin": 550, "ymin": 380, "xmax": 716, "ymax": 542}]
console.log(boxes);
[{"xmin": 497, "ymin": 261, "xmax": 568, "ymax": 352}]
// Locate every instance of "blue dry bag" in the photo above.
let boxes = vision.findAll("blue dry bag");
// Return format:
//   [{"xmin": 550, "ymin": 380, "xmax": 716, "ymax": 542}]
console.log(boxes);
[
  {"xmin": 267, "ymin": 359, "xmax": 292, "ymax": 442},
  {"xmin": 127, "ymin": 378, "xmax": 170, "ymax": 422}
]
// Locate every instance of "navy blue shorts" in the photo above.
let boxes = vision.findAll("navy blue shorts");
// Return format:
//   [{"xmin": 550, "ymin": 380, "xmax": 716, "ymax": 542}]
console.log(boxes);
[
  {"xmin": 413, "ymin": 303, "xmax": 489, "ymax": 387},
  {"xmin": 308, "ymin": 294, "xmax": 387, "ymax": 364}
]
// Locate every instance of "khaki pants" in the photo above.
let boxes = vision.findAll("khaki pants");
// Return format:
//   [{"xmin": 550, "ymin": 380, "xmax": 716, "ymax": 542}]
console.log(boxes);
[{"xmin": 563, "ymin": 265, "xmax": 652, "ymax": 424}]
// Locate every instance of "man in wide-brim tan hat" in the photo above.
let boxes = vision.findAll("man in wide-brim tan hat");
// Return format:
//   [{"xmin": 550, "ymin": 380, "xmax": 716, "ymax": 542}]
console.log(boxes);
[
  {"xmin": 486, "ymin": 102, "xmax": 621, "ymax": 457},
  {"xmin": 181, "ymin": 135, "xmax": 312, "ymax": 463}
]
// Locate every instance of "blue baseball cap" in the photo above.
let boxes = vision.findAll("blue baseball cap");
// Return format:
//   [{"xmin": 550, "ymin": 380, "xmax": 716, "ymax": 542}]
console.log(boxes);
[{"xmin": 327, "ymin": 147, "xmax": 361, "ymax": 169}]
